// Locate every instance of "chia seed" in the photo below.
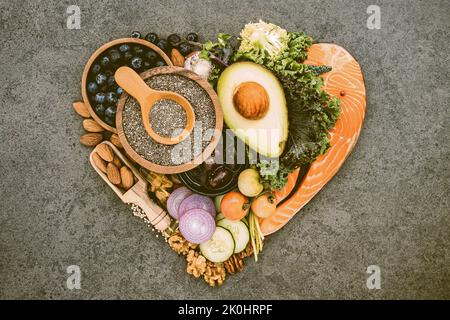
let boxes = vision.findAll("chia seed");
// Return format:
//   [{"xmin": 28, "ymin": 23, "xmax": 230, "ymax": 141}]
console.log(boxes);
[
  {"xmin": 150, "ymin": 99, "xmax": 187, "ymax": 138},
  {"xmin": 122, "ymin": 74, "xmax": 216, "ymax": 166}
]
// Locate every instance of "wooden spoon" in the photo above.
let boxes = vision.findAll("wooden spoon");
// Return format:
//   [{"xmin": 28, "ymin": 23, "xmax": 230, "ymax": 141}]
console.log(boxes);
[
  {"xmin": 114, "ymin": 66, "xmax": 195, "ymax": 145},
  {"xmin": 89, "ymin": 141, "xmax": 171, "ymax": 232}
]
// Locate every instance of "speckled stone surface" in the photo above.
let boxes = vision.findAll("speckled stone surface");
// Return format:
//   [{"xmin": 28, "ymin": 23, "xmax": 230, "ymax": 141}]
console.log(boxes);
[{"xmin": 0, "ymin": 0, "xmax": 448, "ymax": 299}]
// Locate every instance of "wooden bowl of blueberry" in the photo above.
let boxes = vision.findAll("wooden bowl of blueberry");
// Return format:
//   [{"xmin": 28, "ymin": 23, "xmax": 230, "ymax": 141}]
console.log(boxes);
[{"xmin": 81, "ymin": 34, "xmax": 176, "ymax": 132}]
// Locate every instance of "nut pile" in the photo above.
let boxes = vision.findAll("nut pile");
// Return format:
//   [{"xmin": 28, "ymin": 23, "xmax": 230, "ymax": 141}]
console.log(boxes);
[
  {"xmin": 93, "ymin": 143, "xmax": 135, "ymax": 191},
  {"xmin": 167, "ymin": 228, "xmax": 254, "ymax": 287},
  {"xmin": 74, "ymin": 101, "xmax": 123, "ymax": 149}
]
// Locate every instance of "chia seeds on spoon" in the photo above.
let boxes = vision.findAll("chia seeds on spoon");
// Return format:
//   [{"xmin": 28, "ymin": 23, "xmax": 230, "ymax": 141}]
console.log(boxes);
[
  {"xmin": 150, "ymin": 99, "xmax": 187, "ymax": 138},
  {"xmin": 122, "ymin": 74, "xmax": 216, "ymax": 166}
]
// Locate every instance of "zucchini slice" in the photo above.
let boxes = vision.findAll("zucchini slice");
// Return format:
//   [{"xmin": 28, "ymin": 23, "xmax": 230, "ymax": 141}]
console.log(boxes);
[
  {"xmin": 217, "ymin": 219, "xmax": 250, "ymax": 253},
  {"xmin": 200, "ymin": 226, "xmax": 235, "ymax": 263}
]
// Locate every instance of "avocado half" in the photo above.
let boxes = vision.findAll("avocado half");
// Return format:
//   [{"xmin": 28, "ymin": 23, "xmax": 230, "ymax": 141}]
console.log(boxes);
[{"xmin": 217, "ymin": 62, "xmax": 288, "ymax": 158}]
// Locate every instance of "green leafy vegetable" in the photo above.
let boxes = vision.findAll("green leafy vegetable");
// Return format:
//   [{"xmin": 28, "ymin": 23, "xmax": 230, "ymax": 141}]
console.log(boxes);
[
  {"xmin": 202, "ymin": 22, "xmax": 341, "ymax": 190},
  {"xmin": 278, "ymin": 72, "xmax": 340, "ymax": 169},
  {"xmin": 200, "ymin": 33, "xmax": 238, "ymax": 87},
  {"xmin": 253, "ymin": 160, "xmax": 293, "ymax": 191},
  {"xmin": 307, "ymin": 65, "xmax": 332, "ymax": 76},
  {"xmin": 233, "ymin": 21, "xmax": 340, "ymax": 171}
]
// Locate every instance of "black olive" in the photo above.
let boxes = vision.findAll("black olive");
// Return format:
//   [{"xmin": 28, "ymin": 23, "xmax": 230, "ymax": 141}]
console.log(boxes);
[{"xmin": 207, "ymin": 167, "xmax": 232, "ymax": 189}]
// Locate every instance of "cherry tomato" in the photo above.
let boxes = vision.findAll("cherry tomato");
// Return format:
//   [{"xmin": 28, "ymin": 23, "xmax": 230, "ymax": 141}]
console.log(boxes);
[
  {"xmin": 251, "ymin": 193, "xmax": 276, "ymax": 218},
  {"xmin": 221, "ymin": 191, "xmax": 249, "ymax": 221}
]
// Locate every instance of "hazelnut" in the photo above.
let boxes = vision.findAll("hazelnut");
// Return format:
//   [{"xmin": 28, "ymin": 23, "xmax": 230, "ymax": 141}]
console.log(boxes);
[{"xmin": 233, "ymin": 82, "xmax": 269, "ymax": 120}]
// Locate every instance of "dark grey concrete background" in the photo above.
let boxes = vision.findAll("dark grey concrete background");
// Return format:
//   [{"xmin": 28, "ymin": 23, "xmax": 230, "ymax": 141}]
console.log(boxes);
[{"xmin": 0, "ymin": 0, "xmax": 449, "ymax": 299}]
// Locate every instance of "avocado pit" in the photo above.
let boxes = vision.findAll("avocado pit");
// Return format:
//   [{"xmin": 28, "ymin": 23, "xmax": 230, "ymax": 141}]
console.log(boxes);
[{"xmin": 233, "ymin": 81, "xmax": 269, "ymax": 120}]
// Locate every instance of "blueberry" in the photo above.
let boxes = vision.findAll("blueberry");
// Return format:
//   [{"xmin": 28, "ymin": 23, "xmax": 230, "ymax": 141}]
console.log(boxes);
[
  {"xmin": 116, "ymin": 87, "xmax": 124, "ymax": 96},
  {"xmin": 123, "ymin": 51, "xmax": 133, "ymax": 61},
  {"xmin": 87, "ymin": 82, "xmax": 98, "ymax": 94},
  {"xmin": 106, "ymin": 92, "xmax": 117, "ymax": 104},
  {"xmin": 119, "ymin": 44, "xmax": 131, "ymax": 53},
  {"xmin": 108, "ymin": 49, "xmax": 121, "ymax": 63},
  {"xmin": 95, "ymin": 104, "xmax": 105, "ymax": 116},
  {"xmin": 156, "ymin": 39, "xmax": 170, "ymax": 53},
  {"xmin": 130, "ymin": 31, "xmax": 141, "ymax": 39},
  {"xmin": 107, "ymin": 75, "xmax": 116, "ymax": 87},
  {"xmin": 91, "ymin": 63, "xmax": 101, "ymax": 74},
  {"xmin": 143, "ymin": 61, "xmax": 151, "ymax": 69},
  {"xmin": 145, "ymin": 32, "xmax": 159, "ymax": 44},
  {"xmin": 167, "ymin": 34, "xmax": 181, "ymax": 47},
  {"xmin": 96, "ymin": 73, "xmax": 107, "ymax": 86},
  {"xmin": 94, "ymin": 92, "xmax": 106, "ymax": 104},
  {"xmin": 104, "ymin": 69, "xmax": 113, "ymax": 77},
  {"xmin": 132, "ymin": 45, "xmax": 144, "ymax": 56},
  {"xmin": 145, "ymin": 50, "xmax": 157, "ymax": 61},
  {"xmin": 100, "ymin": 56, "xmax": 110, "ymax": 68},
  {"xmin": 154, "ymin": 59, "xmax": 166, "ymax": 67},
  {"xmin": 186, "ymin": 32, "xmax": 198, "ymax": 42},
  {"xmin": 131, "ymin": 57, "xmax": 142, "ymax": 69},
  {"xmin": 105, "ymin": 105, "xmax": 117, "ymax": 118},
  {"xmin": 178, "ymin": 42, "xmax": 192, "ymax": 56}
]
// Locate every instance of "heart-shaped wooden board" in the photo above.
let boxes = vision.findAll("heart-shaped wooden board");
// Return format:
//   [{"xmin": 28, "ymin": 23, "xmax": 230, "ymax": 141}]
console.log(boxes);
[{"xmin": 260, "ymin": 43, "xmax": 367, "ymax": 235}]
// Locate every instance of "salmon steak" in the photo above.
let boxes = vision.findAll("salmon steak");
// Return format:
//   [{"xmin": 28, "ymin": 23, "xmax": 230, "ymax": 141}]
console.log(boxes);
[{"xmin": 261, "ymin": 43, "xmax": 366, "ymax": 235}]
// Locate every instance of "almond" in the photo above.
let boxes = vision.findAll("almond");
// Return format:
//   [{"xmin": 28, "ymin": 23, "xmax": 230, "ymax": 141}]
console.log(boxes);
[
  {"xmin": 92, "ymin": 152, "xmax": 107, "ymax": 173},
  {"xmin": 106, "ymin": 163, "xmax": 121, "ymax": 185},
  {"xmin": 96, "ymin": 144, "xmax": 114, "ymax": 162},
  {"xmin": 73, "ymin": 101, "xmax": 91, "ymax": 118},
  {"xmin": 112, "ymin": 155, "xmax": 122, "ymax": 167},
  {"xmin": 171, "ymin": 48, "xmax": 185, "ymax": 67},
  {"xmin": 110, "ymin": 134, "xmax": 123, "ymax": 149},
  {"xmin": 120, "ymin": 166, "xmax": 134, "ymax": 190},
  {"xmin": 83, "ymin": 119, "xmax": 104, "ymax": 133},
  {"xmin": 80, "ymin": 133, "xmax": 103, "ymax": 146}
]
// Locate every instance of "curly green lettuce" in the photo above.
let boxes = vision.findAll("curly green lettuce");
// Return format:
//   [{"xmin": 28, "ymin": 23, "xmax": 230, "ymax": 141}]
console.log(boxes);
[
  {"xmin": 253, "ymin": 160, "xmax": 293, "ymax": 191},
  {"xmin": 233, "ymin": 22, "xmax": 340, "ymax": 171}
]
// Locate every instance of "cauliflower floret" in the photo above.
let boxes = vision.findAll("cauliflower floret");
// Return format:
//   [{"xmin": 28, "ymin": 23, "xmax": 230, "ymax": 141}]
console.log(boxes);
[{"xmin": 239, "ymin": 20, "xmax": 289, "ymax": 59}]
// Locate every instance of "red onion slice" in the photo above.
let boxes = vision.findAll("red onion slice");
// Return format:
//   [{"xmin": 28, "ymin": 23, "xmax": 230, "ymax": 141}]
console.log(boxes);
[
  {"xmin": 167, "ymin": 187, "xmax": 193, "ymax": 220},
  {"xmin": 179, "ymin": 194, "xmax": 216, "ymax": 218},
  {"xmin": 179, "ymin": 208, "xmax": 216, "ymax": 244}
]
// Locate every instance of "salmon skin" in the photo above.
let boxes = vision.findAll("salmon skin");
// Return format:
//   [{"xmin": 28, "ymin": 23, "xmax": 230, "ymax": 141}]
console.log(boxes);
[{"xmin": 260, "ymin": 43, "xmax": 366, "ymax": 236}]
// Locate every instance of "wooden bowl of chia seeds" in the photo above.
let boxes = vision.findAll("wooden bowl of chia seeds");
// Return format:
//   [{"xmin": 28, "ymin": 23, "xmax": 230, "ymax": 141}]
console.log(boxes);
[{"xmin": 116, "ymin": 66, "xmax": 223, "ymax": 174}]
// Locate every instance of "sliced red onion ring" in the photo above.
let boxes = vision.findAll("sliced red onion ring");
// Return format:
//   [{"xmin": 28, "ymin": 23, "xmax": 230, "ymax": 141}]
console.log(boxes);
[
  {"xmin": 179, "ymin": 208, "xmax": 216, "ymax": 244},
  {"xmin": 167, "ymin": 187, "xmax": 193, "ymax": 220},
  {"xmin": 179, "ymin": 194, "xmax": 215, "ymax": 218}
]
